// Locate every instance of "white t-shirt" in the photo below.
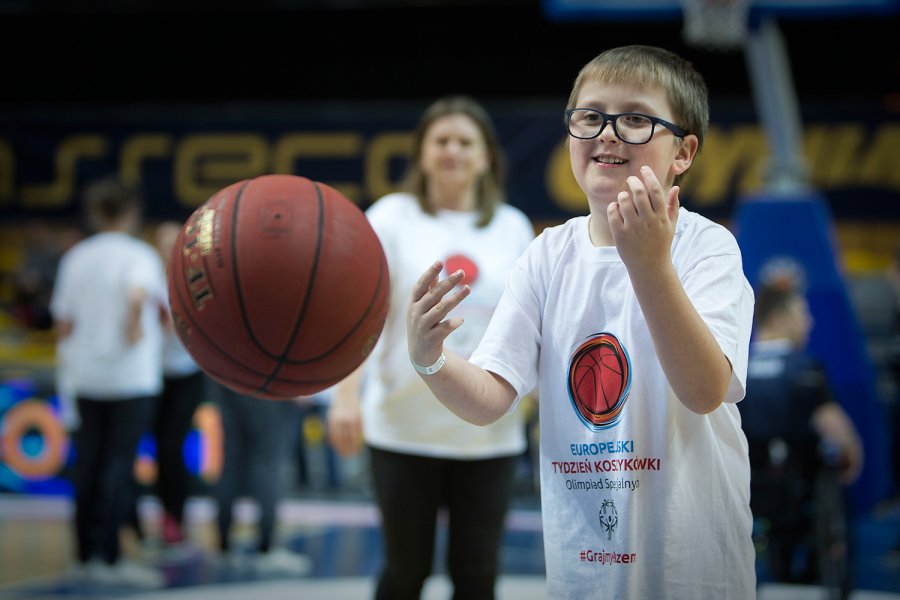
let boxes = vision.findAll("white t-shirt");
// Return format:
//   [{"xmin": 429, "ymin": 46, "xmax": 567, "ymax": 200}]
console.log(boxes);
[
  {"xmin": 50, "ymin": 231, "xmax": 167, "ymax": 399},
  {"xmin": 362, "ymin": 192, "xmax": 534, "ymax": 459},
  {"xmin": 162, "ymin": 302, "xmax": 201, "ymax": 378},
  {"xmin": 471, "ymin": 209, "xmax": 756, "ymax": 599}
]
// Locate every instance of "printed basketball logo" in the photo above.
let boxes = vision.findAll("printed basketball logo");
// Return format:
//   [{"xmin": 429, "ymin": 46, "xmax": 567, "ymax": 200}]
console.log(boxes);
[
  {"xmin": 567, "ymin": 333, "xmax": 631, "ymax": 430},
  {"xmin": 445, "ymin": 254, "xmax": 479, "ymax": 286}
]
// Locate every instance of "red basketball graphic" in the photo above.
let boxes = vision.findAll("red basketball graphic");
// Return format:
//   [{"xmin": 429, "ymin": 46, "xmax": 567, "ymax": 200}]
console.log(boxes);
[
  {"xmin": 568, "ymin": 333, "xmax": 631, "ymax": 429},
  {"xmin": 445, "ymin": 254, "xmax": 479, "ymax": 286}
]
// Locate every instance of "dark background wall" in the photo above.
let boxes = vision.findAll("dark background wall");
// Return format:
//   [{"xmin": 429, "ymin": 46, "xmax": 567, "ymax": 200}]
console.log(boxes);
[{"xmin": 0, "ymin": 0, "xmax": 897, "ymax": 106}]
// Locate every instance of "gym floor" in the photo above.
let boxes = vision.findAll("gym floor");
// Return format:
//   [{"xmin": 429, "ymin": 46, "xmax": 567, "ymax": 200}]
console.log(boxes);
[{"xmin": 1, "ymin": 489, "xmax": 900, "ymax": 600}]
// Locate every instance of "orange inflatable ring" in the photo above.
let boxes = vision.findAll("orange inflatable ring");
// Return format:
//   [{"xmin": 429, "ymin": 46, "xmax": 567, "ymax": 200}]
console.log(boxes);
[{"xmin": 1, "ymin": 399, "xmax": 69, "ymax": 480}]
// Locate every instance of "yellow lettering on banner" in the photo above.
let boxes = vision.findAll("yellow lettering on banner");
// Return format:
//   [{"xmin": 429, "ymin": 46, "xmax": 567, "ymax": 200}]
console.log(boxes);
[
  {"xmin": 805, "ymin": 124, "xmax": 864, "ymax": 188},
  {"xmin": 0, "ymin": 138, "xmax": 13, "ymax": 204},
  {"xmin": 860, "ymin": 125, "xmax": 900, "ymax": 190},
  {"xmin": 174, "ymin": 134, "xmax": 268, "ymax": 207},
  {"xmin": 733, "ymin": 127, "xmax": 768, "ymax": 197},
  {"xmin": 682, "ymin": 126, "xmax": 766, "ymax": 204},
  {"xmin": 273, "ymin": 132, "xmax": 362, "ymax": 202},
  {"xmin": 3, "ymin": 121, "xmax": 900, "ymax": 215},
  {"xmin": 366, "ymin": 132, "xmax": 413, "ymax": 202},
  {"xmin": 545, "ymin": 128, "xmax": 764, "ymax": 212},
  {"xmin": 119, "ymin": 133, "xmax": 174, "ymax": 188},
  {"xmin": 20, "ymin": 135, "xmax": 109, "ymax": 209},
  {"xmin": 546, "ymin": 139, "xmax": 586, "ymax": 213}
]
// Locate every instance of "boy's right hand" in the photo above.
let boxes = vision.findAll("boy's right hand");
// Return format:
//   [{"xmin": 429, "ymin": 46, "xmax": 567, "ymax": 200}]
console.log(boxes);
[{"xmin": 406, "ymin": 260, "xmax": 470, "ymax": 371}]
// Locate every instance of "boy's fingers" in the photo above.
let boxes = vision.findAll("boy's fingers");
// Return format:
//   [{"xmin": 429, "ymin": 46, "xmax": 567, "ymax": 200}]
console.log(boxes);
[
  {"xmin": 425, "ymin": 285, "xmax": 471, "ymax": 325},
  {"xmin": 411, "ymin": 260, "xmax": 444, "ymax": 302},
  {"xmin": 411, "ymin": 263, "xmax": 466, "ymax": 309},
  {"xmin": 619, "ymin": 179, "xmax": 635, "ymax": 214},
  {"xmin": 623, "ymin": 175, "xmax": 650, "ymax": 216},
  {"xmin": 607, "ymin": 199, "xmax": 623, "ymax": 225},
  {"xmin": 668, "ymin": 186, "xmax": 681, "ymax": 220},
  {"xmin": 614, "ymin": 189, "xmax": 633, "ymax": 223},
  {"xmin": 638, "ymin": 165, "xmax": 664, "ymax": 212},
  {"xmin": 417, "ymin": 270, "xmax": 467, "ymax": 318}
]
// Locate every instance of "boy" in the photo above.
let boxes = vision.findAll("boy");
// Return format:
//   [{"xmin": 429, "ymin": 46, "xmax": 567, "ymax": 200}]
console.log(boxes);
[{"xmin": 406, "ymin": 45, "xmax": 756, "ymax": 598}]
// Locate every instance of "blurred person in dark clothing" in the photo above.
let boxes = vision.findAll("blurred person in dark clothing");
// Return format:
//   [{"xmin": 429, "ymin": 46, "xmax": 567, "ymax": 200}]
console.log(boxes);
[
  {"xmin": 152, "ymin": 220, "xmax": 211, "ymax": 547},
  {"xmin": 739, "ymin": 276, "xmax": 862, "ymax": 587}
]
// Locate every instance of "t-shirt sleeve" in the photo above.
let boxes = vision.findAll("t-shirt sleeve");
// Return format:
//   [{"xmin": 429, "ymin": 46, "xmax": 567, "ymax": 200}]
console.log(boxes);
[
  {"xmin": 130, "ymin": 247, "xmax": 168, "ymax": 305},
  {"xmin": 681, "ymin": 250, "xmax": 755, "ymax": 404},
  {"xmin": 470, "ymin": 243, "xmax": 542, "ymax": 408},
  {"xmin": 49, "ymin": 253, "xmax": 73, "ymax": 321}
]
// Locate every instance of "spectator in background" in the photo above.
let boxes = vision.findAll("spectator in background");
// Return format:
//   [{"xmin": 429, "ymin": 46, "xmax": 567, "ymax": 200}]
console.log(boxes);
[
  {"xmin": 152, "ymin": 220, "xmax": 211, "ymax": 548},
  {"xmin": 290, "ymin": 390, "xmax": 344, "ymax": 493},
  {"xmin": 11, "ymin": 219, "xmax": 70, "ymax": 331},
  {"xmin": 50, "ymin": 225, "xmax": 89, "ymax": 451},
  {"xmin": 739, "ymin": 276, "xmax": 863, "ymax": 586},
  {"xmin": 211, "ymin": 380, "xmax": 313, "ymax": 577},
  {"xmin": 49, "ymin": 176, "xmax": 167, "ymax": 589},
  {"xmin": 327, "ymin": 95, "xmax": 534, "ymax": 599}
]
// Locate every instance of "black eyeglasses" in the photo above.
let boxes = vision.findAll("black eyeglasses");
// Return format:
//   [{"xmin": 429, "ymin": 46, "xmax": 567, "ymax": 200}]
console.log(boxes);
[{"xmin": 565, "ymin": 108, "xmax": 688, "ymax": 145}]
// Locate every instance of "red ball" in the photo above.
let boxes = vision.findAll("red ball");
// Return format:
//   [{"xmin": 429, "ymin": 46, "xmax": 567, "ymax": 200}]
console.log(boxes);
[{"xmin": 167, "ymin": 174, "xmax": 389, "ymax": 400}]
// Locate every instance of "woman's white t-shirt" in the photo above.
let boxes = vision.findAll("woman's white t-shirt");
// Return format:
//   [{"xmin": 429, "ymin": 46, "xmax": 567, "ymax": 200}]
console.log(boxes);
[{"xmin": 362, "ymin": 192, "xmax": 534, "ymax": 459}]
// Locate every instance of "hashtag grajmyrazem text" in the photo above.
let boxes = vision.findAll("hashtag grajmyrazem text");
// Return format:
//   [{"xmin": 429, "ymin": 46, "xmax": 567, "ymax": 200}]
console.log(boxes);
[{"xmin": 579, "ymin": 549, "xmax": 637, "ymax": 565}]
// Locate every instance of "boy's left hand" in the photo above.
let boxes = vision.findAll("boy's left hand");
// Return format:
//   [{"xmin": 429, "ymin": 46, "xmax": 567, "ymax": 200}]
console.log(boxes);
[
  {"xmin": 607, "ymin": 165, "xmax": 679, "ymax": 271},
  {"xmin": 407, "ymin": 261, "xmax": 470, "ymax": 370}
]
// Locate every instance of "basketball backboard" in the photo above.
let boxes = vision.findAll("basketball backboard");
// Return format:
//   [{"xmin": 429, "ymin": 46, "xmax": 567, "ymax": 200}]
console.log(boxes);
[
  {"xmin": 542, "ymin": 0, "xmax": 899, "ymax": 22},
  {"xmin": 544, "ymin": 0, "xmax": 898, "ymax": 58}
]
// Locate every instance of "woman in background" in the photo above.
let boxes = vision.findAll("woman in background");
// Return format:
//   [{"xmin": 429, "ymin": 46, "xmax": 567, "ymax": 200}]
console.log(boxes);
[{"xmin": 327, "ymin": 95, "xmax": 534, "ymax": 600}]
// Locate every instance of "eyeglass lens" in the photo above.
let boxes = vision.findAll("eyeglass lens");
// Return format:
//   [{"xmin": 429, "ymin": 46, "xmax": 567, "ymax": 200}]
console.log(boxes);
[{"xmin": 568, "ymin": 110, "xmax": 655, "ymax": 144}]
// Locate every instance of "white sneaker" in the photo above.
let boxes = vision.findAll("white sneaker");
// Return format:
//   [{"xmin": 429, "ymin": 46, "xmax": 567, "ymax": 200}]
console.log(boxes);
[
  {"xmin": 64, "ymin": 561, "xmax": 93, "ymax": 584},
  {"xmin": 84, "ymin": 559, "xmax": 120, "ymax": 585},
  {"xmin": 213, "ymin": 548, "xmax": 250, "ymax": 573},
  {"xmin": 253, "ymin": 548, "xmax": 312, "ymax": 577},
  {"xmin": 112, "ymin": 560, "xmax": 166, "ymax": 589}
]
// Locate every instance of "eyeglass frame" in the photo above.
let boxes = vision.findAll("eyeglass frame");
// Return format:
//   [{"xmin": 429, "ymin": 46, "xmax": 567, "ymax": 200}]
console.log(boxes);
[{"xmin": 565, "ymin": 108, "xmax": 689, "ymax": 145}]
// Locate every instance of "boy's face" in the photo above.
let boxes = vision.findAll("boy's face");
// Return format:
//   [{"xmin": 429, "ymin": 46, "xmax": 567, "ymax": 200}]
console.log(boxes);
[{"xmin": 568, "ymin": 80, "xmax": 697, "ymax": 207}]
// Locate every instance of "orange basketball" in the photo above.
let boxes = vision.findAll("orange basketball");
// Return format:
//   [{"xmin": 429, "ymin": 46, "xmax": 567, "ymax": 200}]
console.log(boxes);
[
  {"xmin": 167, "ymin": 174, "xmax": 389, "ymax": 400},
  {"xmin": 568, "ymin": 333, "xmax": 630, "ymax": 429}
]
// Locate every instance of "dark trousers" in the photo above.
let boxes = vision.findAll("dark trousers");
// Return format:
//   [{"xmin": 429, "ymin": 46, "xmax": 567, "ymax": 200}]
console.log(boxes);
[
  {"xmin": 73, "ymin": 395, "xmax": 157, "ymax": 564},
  {"xmin": 214, "ymin": 386, "xmax": 291, "ymax": 553},
  {"xmin": 155, "ymin": 370, "xmax": 206, "ymax": 524},
  {"xmin": 369, "ymin": 446, "xmax": 517, "ymax": 600}
]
